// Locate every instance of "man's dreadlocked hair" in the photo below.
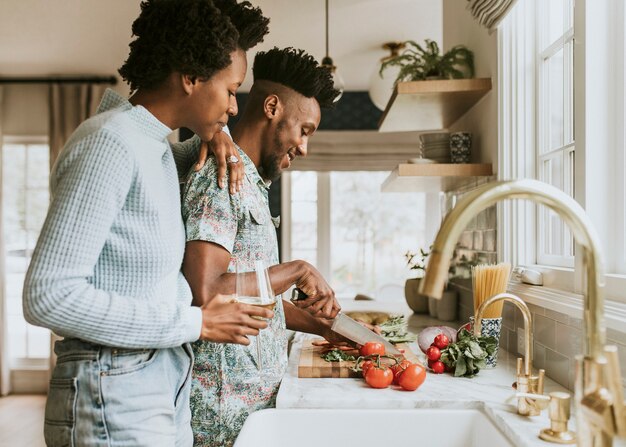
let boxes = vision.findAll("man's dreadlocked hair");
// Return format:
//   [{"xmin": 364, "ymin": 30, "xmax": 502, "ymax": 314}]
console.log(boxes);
[
  {"xmin": 212, "ymin": 0, "xmax": 269, "ymax": 51},
  {"xmin": 252, "ymin": 47, "xmax": 340, "ymax": 108},
  {"xmin": 118, "ymin": 0, "xmax": 268, "ymax": 92}
]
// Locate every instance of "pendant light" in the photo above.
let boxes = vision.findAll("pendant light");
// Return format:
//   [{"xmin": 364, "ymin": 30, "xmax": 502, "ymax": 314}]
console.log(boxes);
[{"xmin": 321, "ymin": 0, "xmax": 344, "ymax": 102}]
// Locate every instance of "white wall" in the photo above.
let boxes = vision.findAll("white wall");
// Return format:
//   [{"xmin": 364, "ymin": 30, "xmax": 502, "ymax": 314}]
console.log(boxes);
[
  {"xmin": 0, "ymin": 0, "xmax": 443, "ymax": 138},
  {"xmin": 442, "ymin": 0, "xmax": 498, "ymax": 166}
]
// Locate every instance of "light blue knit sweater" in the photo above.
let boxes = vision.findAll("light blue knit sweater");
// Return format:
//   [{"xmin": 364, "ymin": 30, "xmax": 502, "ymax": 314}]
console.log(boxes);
[{"xmin": 23, "ymin": 89, "xmax": 203, "ymax": 348}]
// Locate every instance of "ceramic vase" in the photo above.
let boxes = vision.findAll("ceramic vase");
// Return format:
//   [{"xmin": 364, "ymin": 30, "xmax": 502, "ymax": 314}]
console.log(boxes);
[
  {"xmin": 404, "ymin": 278, "xmax": 429, "ymax": 313},
  {"xmin": 469, "ymin": 316, "xmax": 502, "ymax": 368}
]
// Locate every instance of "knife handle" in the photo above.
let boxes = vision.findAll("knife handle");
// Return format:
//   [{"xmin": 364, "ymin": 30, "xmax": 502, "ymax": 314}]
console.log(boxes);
[{"xmin": 290, "ymin": 288, "xmax": 307, "ymax": 302}]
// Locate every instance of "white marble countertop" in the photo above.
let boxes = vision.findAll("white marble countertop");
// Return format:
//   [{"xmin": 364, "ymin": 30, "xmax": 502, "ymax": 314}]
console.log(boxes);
[{"xmin": 277, "ymin": 299, "xmax": 626, "ymax": 447}]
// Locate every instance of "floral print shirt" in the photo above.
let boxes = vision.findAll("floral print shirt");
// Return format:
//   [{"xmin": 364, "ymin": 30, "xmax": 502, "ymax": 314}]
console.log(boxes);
[{"xmin": 181, "ymin": 146, "xmax": 288, "ymax": 447}]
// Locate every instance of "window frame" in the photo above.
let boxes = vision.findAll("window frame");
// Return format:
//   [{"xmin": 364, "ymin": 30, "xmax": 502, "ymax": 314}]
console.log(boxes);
[{"xmin": 498, "ymin": 0, "xmax": 626, "ymax": 309}]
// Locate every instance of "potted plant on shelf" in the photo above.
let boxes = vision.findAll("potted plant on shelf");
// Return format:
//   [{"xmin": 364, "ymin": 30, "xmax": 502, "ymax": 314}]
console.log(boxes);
[{"xmin": 380, "ymin": 39, "xmax": 475, "ymax": 84}]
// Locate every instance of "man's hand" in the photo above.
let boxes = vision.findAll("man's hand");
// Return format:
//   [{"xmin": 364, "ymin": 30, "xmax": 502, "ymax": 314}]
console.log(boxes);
[
  {"xmin": 292, "ymin": 262, "xmax": 341, "ymax": 319},
  {"xmin": 199, "ymin": 294, "xmax": 273, "ymax": 345},
  {"xmin": 194, "ymin": 132, "xmax": 244, "ymax": 194}
]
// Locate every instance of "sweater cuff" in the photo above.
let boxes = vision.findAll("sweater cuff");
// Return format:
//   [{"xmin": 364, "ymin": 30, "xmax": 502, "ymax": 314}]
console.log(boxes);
[{"xmin": 182, "ymin": 305, "xmax": 203, "ymax": 342}]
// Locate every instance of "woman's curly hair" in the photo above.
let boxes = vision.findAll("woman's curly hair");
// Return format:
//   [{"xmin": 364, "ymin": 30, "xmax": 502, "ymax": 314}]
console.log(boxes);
[
  {"xmin": 119, "ymin": 0, "xmax": 267, "ymax": 92},
  {"xmin": 212, "ymin": 0, "xmax": 269, "ymax": 51},
  {"xmin": 252, "ymin": 47, "xmax": 340, "ymax": 108}
]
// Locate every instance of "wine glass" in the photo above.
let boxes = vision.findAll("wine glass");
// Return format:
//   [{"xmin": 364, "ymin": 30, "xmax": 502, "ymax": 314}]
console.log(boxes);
[{"xmin": 234, "ymin": 260, "xmax": 276, "ymax": 370}]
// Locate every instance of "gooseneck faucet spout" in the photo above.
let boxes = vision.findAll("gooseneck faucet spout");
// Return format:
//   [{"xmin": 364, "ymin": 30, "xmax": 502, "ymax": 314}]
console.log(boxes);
[{"xmin": 418, "ymin": 179, "xmax": 625, "ymax": 446}]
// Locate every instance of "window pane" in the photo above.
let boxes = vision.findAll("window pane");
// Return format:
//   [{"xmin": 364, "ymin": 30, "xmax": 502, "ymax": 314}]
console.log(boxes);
[
  {"xmin": 548, "ymin": 48, "xmax": 565, "ymax": 151},
  {"xmin": 2, "ymin": 142, "xmax": 51, "ymax": 360},
  {"xmin": 291, "ymin": 171, "xmax": 317, "ymax": 201},
  {"xmin": 545, "ymin": 0, "xmax": 573, "ymax": 47},
  {"xmin": 290, "ymin": 171, "xmax": 317, "ymax": 261},
  {"xmin": 329, "ymin": 172, "xmax": 427, "ymax": 298}
]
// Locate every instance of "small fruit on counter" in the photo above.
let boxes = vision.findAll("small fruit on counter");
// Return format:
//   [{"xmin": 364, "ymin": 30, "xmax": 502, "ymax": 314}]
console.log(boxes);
[
  {"xmin": 430, "ymin": 361, "xmax": 445, "ymax": 374},
  {"xmin": 361, "ymin": 360, "xmax": 374, "ymax": 378},
  {"xmin": 433, "ymin": 333, "xmax": 450, "ymax": 350},
  {"xmin": 417, "ymin": 326, "xmax": 457, "ymax": 353},
  {"xmin": 390, "ymin": 359, "xmax": 412, "ymax": 385},
  {"xmin": 426, "ymin": 345, "xmax": 441, "ymax": 361},
  {"xmin": 359, "ymin": 342, "xmax": 385, "ymax": 357},
  {"xmin": 365, "ymin": 366, "xmax": 394, "ymax": 389},
  {"xmin": 398, "ymin": 363, "xmax": 427, "ymax": 391}
]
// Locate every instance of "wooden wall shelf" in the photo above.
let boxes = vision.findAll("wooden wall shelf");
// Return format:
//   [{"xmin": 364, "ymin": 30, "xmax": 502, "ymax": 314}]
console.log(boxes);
[
  {"xmin": 381, "ymin": 163, "xmax": 493, "ymax": 193},
  {"xmin": 378, "ymin": 78, "xmax": 492, "ymax": 133}
]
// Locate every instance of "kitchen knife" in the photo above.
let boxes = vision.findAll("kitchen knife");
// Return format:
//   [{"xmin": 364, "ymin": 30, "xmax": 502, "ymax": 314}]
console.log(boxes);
[{"xmin": 290, "ymin": 288, "xmax": 402, "ymax": 356}]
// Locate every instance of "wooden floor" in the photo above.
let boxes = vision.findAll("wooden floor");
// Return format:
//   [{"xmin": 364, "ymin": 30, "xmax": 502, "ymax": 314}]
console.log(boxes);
[{"xmin": 0, "ymin": 394, "xmax": 46, "ymax": 446}]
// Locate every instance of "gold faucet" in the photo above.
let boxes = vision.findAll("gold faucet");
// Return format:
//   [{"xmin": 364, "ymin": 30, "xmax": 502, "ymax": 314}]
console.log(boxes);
[
  {"xmin": 474, "ymin": 292, "xmax": 547, "ymax": 416},
  {"xmin": 419, "ymin": 179, "xmax": 626, "ymax": 446}
]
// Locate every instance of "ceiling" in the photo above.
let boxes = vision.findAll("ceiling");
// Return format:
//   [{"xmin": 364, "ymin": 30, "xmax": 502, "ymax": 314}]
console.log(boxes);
[{"xmin": 0, "ymin": 0, "xmax": 443, "ymax": 93}]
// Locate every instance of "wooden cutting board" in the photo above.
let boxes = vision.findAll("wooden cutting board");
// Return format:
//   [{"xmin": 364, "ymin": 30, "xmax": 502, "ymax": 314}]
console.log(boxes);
[{"xmin": 297, "ymin": 339, "xmax": 421, "ymax": 378}]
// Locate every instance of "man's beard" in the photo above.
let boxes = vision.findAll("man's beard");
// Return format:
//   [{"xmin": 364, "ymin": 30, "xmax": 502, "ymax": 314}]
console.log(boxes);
[
  {"xmin": 258, "ymin": 152, "xmax": 281, "ymax": 181},
  {"xmin": 258, "ymin": 131, "xmax": 285, "ymax": 181}
]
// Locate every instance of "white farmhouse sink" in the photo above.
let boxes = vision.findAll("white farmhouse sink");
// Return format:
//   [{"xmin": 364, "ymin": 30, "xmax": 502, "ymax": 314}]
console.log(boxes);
[{"xmin": 234, "ymin": 408, "xmax": 515, "ymax": 447}]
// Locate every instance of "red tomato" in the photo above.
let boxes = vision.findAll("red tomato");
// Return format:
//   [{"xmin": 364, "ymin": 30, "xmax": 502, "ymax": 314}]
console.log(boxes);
[
  {"xmin": 390, "ymin": 359, "xmax": 412, "ymax": 385},
  {"xmin": 359, "ymin": 342, "xmax": 385, "ymax": 357},
  {"xmin": 398, "ymin": 363, "xmax": 427, "ymax": 391},
  {"xmin": 361, "ymin": 360, "xmax": 374, "ymax": 378},
  {"xmin": 426, "ymin": 345, "xmax": 441, "ymax": 361},
  {"xmin": 365, "ymin": 366, "xmax": 393, "ymax": 389},
  {"xmin": 430, "ymin": 360, "xmax": 445, "ymax": 374},
  {"xmin": 433, "ymin": 333, "xmax": 450, "ymax": 350}
]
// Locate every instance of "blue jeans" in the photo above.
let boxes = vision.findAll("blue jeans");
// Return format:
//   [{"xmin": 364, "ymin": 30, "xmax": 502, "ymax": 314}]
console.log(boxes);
[{"xmin": 44, "ymin": 338, "xmax": 194, "ymax": 447}]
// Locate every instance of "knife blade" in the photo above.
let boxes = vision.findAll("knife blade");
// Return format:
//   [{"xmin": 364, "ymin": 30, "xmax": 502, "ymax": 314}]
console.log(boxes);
[
  {"xmin": 331, "ymin": 313, "xmax": 402, "ymax": 356},
  {"xmin": 290, "ymin": 288, "xmax": 402, "ymax": 356}
]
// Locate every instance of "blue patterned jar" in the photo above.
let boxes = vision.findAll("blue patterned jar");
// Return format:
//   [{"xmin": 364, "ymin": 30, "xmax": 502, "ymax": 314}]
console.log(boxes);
[{"xmin": 450, "ymin": 131, "xmax": 472, "ymax": 163}]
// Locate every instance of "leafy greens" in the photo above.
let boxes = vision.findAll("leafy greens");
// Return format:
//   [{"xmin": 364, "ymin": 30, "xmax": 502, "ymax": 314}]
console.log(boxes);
[{"xmin": 440, "ymin": 329, "xmax": 497, "ymax": 377}]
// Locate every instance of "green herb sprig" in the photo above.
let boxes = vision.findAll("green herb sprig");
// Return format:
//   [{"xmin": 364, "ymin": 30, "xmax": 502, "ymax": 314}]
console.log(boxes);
[
  {"xmin": 440, "ymin": 329, "xmax": 497, "ymax": 377},
  {"xmin": 320, "ymin": 349, "xmax": 356, "ymax": 363}
]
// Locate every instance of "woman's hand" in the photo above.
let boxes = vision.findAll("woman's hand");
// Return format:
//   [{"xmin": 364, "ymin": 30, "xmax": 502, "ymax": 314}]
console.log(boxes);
[
  {"xmin": 194, "ymin": 132, "xmax": 244, "ymax": 194},
  {"xmin": 199, "ymin": 294, "xmax": 273, "ymax": 345}
]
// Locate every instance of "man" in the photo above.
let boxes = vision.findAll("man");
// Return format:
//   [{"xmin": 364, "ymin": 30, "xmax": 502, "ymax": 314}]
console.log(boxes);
[
  {"xmin": 23, "ymin": 1, "xmax": 271, "ymax": 445},
  {"xmin": 181, "ymin": 47, "xmax": 343, "ymax": 447}
]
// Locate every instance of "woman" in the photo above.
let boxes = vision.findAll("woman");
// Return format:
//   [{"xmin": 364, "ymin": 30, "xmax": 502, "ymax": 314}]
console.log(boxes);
[{"xmin": 23, "ymin": 1, "xmax": 270, "ymax": 445}]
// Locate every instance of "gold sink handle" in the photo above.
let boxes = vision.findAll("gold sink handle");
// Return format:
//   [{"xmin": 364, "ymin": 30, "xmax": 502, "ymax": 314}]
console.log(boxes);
[{"xmin": 540, "ymin": 391, "xmax": 577, "ymax": 444}]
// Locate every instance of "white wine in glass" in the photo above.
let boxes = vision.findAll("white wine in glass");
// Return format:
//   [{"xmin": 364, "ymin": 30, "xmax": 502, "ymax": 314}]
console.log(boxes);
[{"xmin": 234, "ymin": 260, "xmax": 276, "ymax": 370}]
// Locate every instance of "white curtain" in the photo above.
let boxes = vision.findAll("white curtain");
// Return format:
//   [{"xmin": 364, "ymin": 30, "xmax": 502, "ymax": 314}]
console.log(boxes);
[
  {"xmin": 47, "ymin": 82, "xmax": 109, "ymax": 373},
  {"xmin": 0, "ymin": 86, "xmax": 9, "ymax": 396}
]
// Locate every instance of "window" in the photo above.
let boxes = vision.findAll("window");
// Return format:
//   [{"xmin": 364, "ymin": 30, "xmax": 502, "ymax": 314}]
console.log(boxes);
[
  {"xmin": 2, "ymin": 136, "xmax": 51, "ymax": 363},
  {"xmin": 499, "ymin": 0, "xmax": 626, "ymax": 305},
  {"xmin": 286, "ymin": 171, "xmax": 430, "ymax": 299},
  {"xmin": 536, "ymin": 0, "xmax": 575, "ymax": 267}
]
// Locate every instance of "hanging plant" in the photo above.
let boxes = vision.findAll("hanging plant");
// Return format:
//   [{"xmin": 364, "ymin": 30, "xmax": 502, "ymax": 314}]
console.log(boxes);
[{"xmin": 380, "ymin": 39, "xmax": 475, "ymax": 84}]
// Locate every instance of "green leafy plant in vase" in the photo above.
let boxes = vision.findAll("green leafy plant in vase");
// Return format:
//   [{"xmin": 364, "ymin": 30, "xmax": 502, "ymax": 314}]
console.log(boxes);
[
  {"xmin": 405, "ymin": 246, "xmax": 459, "ymax": 321},
  {"xmin": 380, "ymin": 39, "xmax": 475, "ymax": 84},
  {"xmin": 404, "ymin": 247, "xmax": 431, "ymax": 314}
]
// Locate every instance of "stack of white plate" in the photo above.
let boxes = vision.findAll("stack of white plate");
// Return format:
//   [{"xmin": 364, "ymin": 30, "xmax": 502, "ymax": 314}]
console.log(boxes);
[{"xmin": 419, "ymin": 132, "xmax": 450, "ymax": 163}]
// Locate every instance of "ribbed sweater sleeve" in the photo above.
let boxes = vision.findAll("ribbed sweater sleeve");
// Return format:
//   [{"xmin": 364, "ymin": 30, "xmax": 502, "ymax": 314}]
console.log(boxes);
[{"xmin": 23, "ymin": 129, "xmax": 201, "ymax": 348}]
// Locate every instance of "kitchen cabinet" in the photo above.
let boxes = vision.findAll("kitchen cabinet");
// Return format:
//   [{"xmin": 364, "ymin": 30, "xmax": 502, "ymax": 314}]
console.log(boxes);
[{"xmin": 378, "ymin": 78, "xmax": 492, "ymax": 133}]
